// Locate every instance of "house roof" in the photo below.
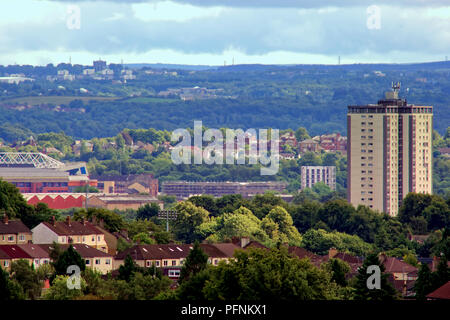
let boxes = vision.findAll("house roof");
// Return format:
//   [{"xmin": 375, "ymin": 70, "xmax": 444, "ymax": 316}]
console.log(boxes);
[
  {"xmin": 200, "ymin": 244, "xmax": 230, "ymax": 258},
  {"xmin": 427, "ymin": 281, "xmax": 450, "ymax": 300},
  {"xmin": 381, "ymin": 256, "xmax": 418, "ymax": 274},
  {"xmin": 0, "ymin": 245, "xmax": 30, "ymax": 259},
  {"xmin": 115, "ymin": 244, "xmax": 194, "ymax": 261},
  {"xmin": 0, "ymin": 220, "xmax": 31, "ymax": 235},
  {"xmin": 39, "ymin": 220, "xmax": 103, "ymax": 236},
  {"xmin": 38, "ymin": 244, "xmax": 112, "ymax": 258},
  {"xmin": 288, "ymin": 246, "xmax": 317, "ymax": 259},
  {"xmin": 116, "ymin": 243, "xmax": 239, "ymax": 261},
  {"xmin": 210, "ymin": 243, "xmax": 242, "ymax": 257},
  {"xmin": 17, "ymin": 244, "xmax": 50, "ymax": 259}
]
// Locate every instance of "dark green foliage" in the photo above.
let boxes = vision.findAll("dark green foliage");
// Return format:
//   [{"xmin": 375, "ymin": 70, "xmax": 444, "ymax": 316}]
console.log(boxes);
[
  {"xmin": 52, "ymin": 245, "xmax": 86, "ymax": 276},
  {"xmin": 179, "ymin": 241, "xmax": 209, "ymax": 284},
  {"xmin": 136, "ymin": 203, "xmax": 160, "ymax": 220},
  {"xmin": 10, "ymin": 259, "xmax": 42, "ymax": 300},
  {"xmin": 0, "ymin": 266, "xmax": 25, "ymax": 301},
  {"xmin": 175, "ymin": 247, "xmax": 341, "ymax": 300},
  {"xmin": 353, "ymin": 253, "xmax": 398, "ymax": 300},
  {"xmin": 414, "ymin": 263, "xmax": 434, "ymax": 300},
  {"xmin": 118, "ymin": 255, "xmax": 138, "ymax": 282}
]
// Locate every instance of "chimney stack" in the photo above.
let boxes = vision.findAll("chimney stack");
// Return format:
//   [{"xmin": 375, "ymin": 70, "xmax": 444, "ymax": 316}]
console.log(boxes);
[
  {"xmin": 82, "ymin": 217, "xmax": 86, "ymax": 226},
  {"xmin": 66, "ymin": 215, "xmax": 71, "ymax": 226},
  {"xmin": 328, "ymin": 247, "xmax": 338, "ymax": 259},
  {"xmin": 240, "ymin": 237, "xmax": 250, "ymax": 248},
  {"xmin": 3, "ymin": 215, "xmax": 8, "ymax": 225}
]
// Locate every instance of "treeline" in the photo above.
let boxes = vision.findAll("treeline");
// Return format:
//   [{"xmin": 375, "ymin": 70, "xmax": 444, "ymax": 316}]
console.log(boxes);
[{"xmin": 1, "ymin": 62, "xmax": 450, "ymax": 139}]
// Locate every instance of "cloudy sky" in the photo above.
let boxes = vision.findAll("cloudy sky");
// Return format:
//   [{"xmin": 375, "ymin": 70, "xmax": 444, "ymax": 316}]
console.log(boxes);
[{"xmin": 0, "ymin": 0, "xmax": 449, "ymax": 66}]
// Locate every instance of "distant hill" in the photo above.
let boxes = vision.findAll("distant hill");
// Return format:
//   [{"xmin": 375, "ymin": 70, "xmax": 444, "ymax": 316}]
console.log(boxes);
[
  {"xmin": 125, "ymin": 63, "xmax": 217, "ymax": 71},
  {"xmin": 217, "ymin": 60, "xmax": 450, "ymax": 72}
]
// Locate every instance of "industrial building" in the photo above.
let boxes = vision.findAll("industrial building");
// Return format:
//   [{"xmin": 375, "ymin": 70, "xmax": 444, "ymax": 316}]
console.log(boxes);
[
  {"xmin": 0, "ymin": 152, "xmax": 96, "ymax": 193},
  {"xmin": 347, "ymin": 83, "xmax": 433, "ymax": 216},
  {"xmin": 161, "ymin": 181, "xmax": 289, "ymax": 199}
]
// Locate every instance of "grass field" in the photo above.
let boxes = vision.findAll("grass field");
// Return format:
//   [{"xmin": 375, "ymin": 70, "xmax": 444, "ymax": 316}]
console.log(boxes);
[{"xmin": 0, "ymin": 95, "xmax": 119, "ymax": 106}]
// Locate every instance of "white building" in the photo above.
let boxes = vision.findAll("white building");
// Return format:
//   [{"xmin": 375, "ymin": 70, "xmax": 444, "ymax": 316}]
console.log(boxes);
[{"xmin": 301, "ymin": 166, "xmax": 336, "ymax": 190}]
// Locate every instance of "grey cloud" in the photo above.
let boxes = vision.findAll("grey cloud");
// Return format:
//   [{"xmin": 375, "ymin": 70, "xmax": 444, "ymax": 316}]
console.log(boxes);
[
  {"xmin": 2, "ymin": 4, "xmax": 449, "ymax": 58},
  {"xmin": 45, "ymin": 0, "xmax": 450, "ymax": 8}
]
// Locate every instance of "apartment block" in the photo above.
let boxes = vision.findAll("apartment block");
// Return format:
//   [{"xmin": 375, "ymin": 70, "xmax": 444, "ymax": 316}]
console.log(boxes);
[
  {"xmin": 301, "ymin": 166, "xmax": 336, "ymax": 190},
  {"xmin": 347, "ymin": 83, "xmax": 433, "ymax": 216}
]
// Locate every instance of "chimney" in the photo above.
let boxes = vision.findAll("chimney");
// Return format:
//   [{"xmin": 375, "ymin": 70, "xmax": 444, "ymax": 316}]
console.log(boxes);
[
  {"xmin": 3, "ymin": 215, "xmax": 8, "ymax": 225},
  {"xmin": 51, "ymin": 216, "xmax": 56, "ymax": 226},
  {"xmin": 240, "ymin": 237, "xmax": 250, "ymax": 248},
  {"xmin": 66, "ymin": 215, "xmax": 71, "ymax": 226},
  {"xmin": 328, "ymin": 247, "xmax": 338, "ymax": 259}
]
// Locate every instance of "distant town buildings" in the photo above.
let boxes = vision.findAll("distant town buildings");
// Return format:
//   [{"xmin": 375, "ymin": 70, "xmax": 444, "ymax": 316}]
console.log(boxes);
[
  {"xmin": 161, "ymin": 181, "xmax": 288, "ymax": 199},
  {"xmin": 158, "ymin": 86, "xmax": 232, "ymax": 100},
  {"xmin": 347, "ymin": 83, "xmax": 433, "ymax": 216},
  {"xmin": 0, "ymin": 74, "xmax": 35, "ymax": 84},
  {"xmin": 93, "ymin": 59, "xmax": 107, "ymax": 72},
  {"xmin": 301, "ymin": 166, "xmax": 336, "ymax": 190},
  {"xmin": 91, "ymin": 173, "xmax": 159, "ymax": 197}
]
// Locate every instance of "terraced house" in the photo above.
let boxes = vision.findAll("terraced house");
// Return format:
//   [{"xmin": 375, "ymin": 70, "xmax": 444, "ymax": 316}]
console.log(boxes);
[
  {"xmin": 0, "ymin": 215, "xmax": 32, "ymax": 244},
  {"xmin": 31, "ymin": 216, "xmax": 108, "ymax": 253},
  {"xmin": 114, "ymin": 243, "xmax": 240, "ymax": 280},
  {"xmin": 39, "ymin": 243, "xmax": 113, "ymax": 274}
]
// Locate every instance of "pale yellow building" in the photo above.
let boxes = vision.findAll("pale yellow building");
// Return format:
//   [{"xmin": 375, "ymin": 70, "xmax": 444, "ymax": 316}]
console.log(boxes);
[
  {"xmin": 347, "ymin": 84, "xmax": 433, "ymax": 216},
  {"xmin": 31, "ymin": 216, "xmax": 108, "ymax": 253}
]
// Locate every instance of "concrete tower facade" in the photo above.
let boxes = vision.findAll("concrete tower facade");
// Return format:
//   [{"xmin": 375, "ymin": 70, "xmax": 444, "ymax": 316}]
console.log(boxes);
[{"xmin": 347, "ymin": 83, "xmax": 433, "ymax": 216}]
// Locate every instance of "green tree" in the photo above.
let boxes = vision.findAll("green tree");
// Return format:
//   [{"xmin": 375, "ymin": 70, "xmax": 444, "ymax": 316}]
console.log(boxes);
[
  {"xmin": 118, "ymin": 255, "xmax": 138, "ymax": 282},
  {"xmin": 179, "ymin": 241, "xmax": 209, "ymax": 284},
  {"xmin": 322, "ymin": 258, "xmax": 350, "ymax": 287},
  {"xmin": 295, "ymin": 127, "xmax": 310, "ymax": 142},
  {"xmin": 136, "ymin": 203, "xmax": 160, "ymax": 220},
  {"xmin": 414, "ymin": 263, "xmax": 434, "ymax": 300},
  {"xmin": 353, "ymin": 253, "xmax": 397, "ymax": 300},
  {"xmin": 44, "ymin": 275, "xmax": 86, "ymax": 300},
  {"xmin": 173, "ymin": 201, "xmax": 210, "ymax": 243},
  {"xmin": 202, "ymin": 247, "xmax": 340, "ymax": 300},
  {"xmin": 132, "ymin": 232, "xmax": 156, "ymax": 245},
  {"xmin": 10, "ymin": 259, "xmax": 42, "ymax": 300},
  {"xmin": 52, "ymin": 245, "xmax": 86, "ymax": 276}
]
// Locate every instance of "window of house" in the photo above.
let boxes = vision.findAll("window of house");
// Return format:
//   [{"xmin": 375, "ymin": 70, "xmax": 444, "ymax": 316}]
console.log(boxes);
[
  {"xmin": 172, "ymin": 260, "xmax": 177, "ymax": 266},
  {"xmin": 82, "ymin": 237, "xmax": 85, "ymax": 242},
  {"xmin": 168, "ymin": 270, "xmax": 180, "ymax": 277},
  {"xmin": 95, "ymin": 259, "xmax": 100, "ymax": 265},
  {"xmin": 214, "ymin": 259, "xmax": 219, "ymax": 265},
  {"xmin": 92, "ymin": 236, "xmax": 95, "ymax": 242},
  {"xmin": 85, "ymin": 259, "xmax": 90, "ymax": 265},
  {"xmin": 106, "ymin": 259, "xmax": 111, "ymax": 265},
  {"xmin": 146, "ymin": 261, "xmax": 151, "ymax": 267},
  {"xmin": 163, "ymin": 261, "xmax": 168, "ymax": 266},
  {"xmin": 19, "ymin": 235, "xmax": 25, "ymax": 241},
  {"xmin": 34, "ymin": 259, "xmax": 40, "ymax": 265},
  {"xmin": 155, "ymin": 261, "xmax": 160, "ymax": 267},
  {"xmin": 8, "ymin": 236, "xmax": 14, "ymax": 242},
  {"xmin": 4, "ymin": 261, "xmax": 9, "ymax": 267},
  {"xmin": 61, "ymin": 237, "xmax": 66, "ymax": 243},
  {"xmin": 98, "ymin": 236, "xmax": 101, "ymax": 242}
]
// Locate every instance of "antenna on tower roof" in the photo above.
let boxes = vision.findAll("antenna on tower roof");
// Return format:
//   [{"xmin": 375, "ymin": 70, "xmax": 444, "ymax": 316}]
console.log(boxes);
[{"xmin": 392, "ymin": 81, "xmax": 401, "ymax": 92}]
